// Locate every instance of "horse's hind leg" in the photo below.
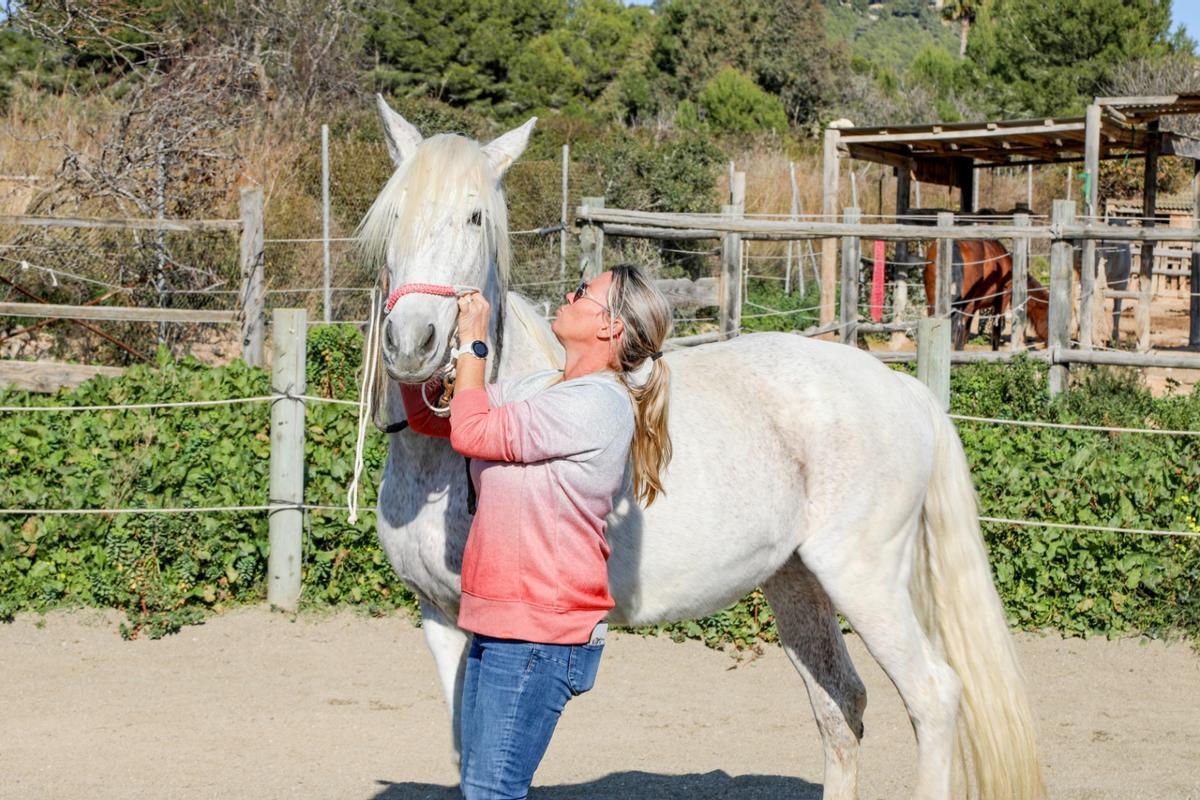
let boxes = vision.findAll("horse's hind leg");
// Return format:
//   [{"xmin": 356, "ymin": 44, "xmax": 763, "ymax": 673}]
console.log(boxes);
[
  {"xmin": 801, "ymin": 514, "xmax": 961, "ymax": 800},
  {"xmin": 418, "ymin": 599, "xmax": 472, "ymax": 765},
  {"xmin": 763, "ymin": 555, "xmax": 867, "ymax": 800}
]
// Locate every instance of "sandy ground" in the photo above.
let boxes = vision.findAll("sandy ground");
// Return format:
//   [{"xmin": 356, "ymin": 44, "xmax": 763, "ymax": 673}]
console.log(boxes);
[{"xmin": 2, "ymin": 609, "xmax": 1199, "ymax": 800}]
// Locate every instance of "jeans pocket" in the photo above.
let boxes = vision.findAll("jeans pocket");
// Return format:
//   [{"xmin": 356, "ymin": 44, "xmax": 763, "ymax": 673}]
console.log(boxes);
[{"xmin": 568, "ymin": 644, "xmax": 604, "ymax": 696}]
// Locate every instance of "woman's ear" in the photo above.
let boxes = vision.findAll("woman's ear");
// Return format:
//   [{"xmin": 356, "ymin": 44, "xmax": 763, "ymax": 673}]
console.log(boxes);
[{"xmin": 600, "ymin": 316, "xmax": 624, "ymax": 342}]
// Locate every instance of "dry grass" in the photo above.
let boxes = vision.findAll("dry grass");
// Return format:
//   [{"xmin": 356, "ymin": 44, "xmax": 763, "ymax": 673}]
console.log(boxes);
[{"xmin": 0, "ymin": 87, "xmax": 113, "ymax": 215}]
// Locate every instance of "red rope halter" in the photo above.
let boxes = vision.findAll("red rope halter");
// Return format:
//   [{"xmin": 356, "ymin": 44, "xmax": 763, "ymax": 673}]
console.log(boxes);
[{"xmin": 384, "ymin": 283, "xmax": 458, "ymax": 314}]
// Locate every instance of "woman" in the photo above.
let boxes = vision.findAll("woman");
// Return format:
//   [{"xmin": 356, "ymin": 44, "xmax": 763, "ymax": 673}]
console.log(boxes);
[{"xmin": 399, "ymin": 264, "xmax": 672, "ymax": 800}]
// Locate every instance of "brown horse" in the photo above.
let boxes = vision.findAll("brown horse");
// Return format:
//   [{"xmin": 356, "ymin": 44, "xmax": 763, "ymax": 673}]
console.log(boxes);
[{"xmin": 924, "ymin": 240, "xmax": 1049, "ymax": 350}]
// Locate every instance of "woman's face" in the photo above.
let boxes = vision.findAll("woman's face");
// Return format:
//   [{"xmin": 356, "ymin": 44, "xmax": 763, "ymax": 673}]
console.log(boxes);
[{"xmin": 551, "ymin": 270, "xmax": 620, "ymax": 353}]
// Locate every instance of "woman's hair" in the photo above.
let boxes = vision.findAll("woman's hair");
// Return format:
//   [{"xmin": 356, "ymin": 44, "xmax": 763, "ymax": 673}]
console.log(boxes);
[{"xmin": 606, "ymin": 263, "xmax": 674, "ymax": 507}]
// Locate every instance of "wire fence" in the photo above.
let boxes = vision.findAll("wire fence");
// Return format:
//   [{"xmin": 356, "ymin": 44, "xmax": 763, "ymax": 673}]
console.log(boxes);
[{"xmin": 2, "ymin": 386, "xmax": 1197, "ymax": 539}]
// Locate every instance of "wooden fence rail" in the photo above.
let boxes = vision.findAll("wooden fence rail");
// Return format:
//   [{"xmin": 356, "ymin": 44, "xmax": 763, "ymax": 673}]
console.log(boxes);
[
  {"xmin": 577, "ymin": 205, "xmax": 1200, "ymax": 243},
  {"xmin": 577, "ymin": 198, "xmax": 1200, "ymax": 398},
  {"xmin": 1, "ymin": 197, "xmax": 264, "ymax": 364}
]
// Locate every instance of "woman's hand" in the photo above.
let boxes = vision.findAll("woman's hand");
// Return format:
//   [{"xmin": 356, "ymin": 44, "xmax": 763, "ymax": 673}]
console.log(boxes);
[{"xmin": 457, "ymin": 291, "xmax": 490, "ymax": 342}]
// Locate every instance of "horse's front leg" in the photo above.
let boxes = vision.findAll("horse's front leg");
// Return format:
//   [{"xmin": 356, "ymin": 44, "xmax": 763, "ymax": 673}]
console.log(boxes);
[{"xmin": 418, "ymin": 599, "xmax": 472, "ymax": 765}]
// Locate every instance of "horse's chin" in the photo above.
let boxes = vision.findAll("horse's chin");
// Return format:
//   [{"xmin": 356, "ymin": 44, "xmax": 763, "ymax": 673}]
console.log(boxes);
[{"xmin": 386, "ymin": 363, "xmax": 439, "ymax": 385}]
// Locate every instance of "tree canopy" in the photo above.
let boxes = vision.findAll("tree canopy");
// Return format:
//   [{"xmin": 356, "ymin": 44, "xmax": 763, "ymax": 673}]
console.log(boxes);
[
  {"xmin": 968, "ymin": 0, "xmax": 1187, "ymax": 117},
  {"xmin": 2, "ymin": 0, "xmax": 1197, "ymax": 131}
]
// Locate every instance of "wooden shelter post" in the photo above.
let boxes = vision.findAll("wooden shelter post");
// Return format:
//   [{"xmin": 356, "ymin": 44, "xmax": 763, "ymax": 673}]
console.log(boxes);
[
  {"xmin": 821, "ymin": 128, "xmax": 841, "ymax": 327},
  {"xmin": 1079, "ymin": 103, "xmax": 1102, "ymax": 349},
  {"xmin": 958, "ymin": 163, "xmax": 975, "ymax": 214},
  {"xmin": 1137, "ymin": 121, "xmax": 1161, "ymax": 351},
  {"xmin": 1010, "ymin": 212, "xmax": 1031, "ymax": 352},
  {"xmin": 891, "ymin": 166, "xmax": 913, "ymax": 346},
  {"xmin": 1192, "ymin": 160, "xmax": 1200, "ymax": 348}
]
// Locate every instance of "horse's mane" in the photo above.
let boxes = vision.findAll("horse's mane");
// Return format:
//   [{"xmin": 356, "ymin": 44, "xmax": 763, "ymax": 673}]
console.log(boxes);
[{"xmin": 356, "ymin": 134, "xmax": 511, "ymax": 285}]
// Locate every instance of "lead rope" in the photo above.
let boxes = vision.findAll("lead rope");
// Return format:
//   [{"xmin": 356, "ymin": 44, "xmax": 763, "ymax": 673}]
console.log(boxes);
[
  {"xmin": 347, "ymin": 287, "xmax": 383, "ymax": 524},
  {"xmin": 345, "ymin": 282, "xmax": 493, "ymax": 523}
]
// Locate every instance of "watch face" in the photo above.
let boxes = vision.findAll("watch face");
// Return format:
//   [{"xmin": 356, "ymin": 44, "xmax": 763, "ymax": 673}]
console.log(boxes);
[{"xmin": 471, "ymin": 340, "xmax": 489, "ymax": 358}]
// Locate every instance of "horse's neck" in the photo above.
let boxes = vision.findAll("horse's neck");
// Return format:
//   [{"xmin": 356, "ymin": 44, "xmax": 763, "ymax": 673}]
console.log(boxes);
[{"xmin": 497, "ymin": 291, "xmax": 565, "ymax": 380}]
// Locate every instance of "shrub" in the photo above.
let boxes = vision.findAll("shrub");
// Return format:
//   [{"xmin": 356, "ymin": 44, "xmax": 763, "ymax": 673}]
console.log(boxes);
[
  {"xmin": 2, "ymin": 354, "xmax": 1197, "ymax": 647},
  {"xmin": 696, "ymin": 67, "xmax": 788, "ymax": 134}
]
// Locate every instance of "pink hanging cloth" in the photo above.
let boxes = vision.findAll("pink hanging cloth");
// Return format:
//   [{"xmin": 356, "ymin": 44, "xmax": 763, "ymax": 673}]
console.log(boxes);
[{"xmin": 870, "ymin": 240, "xmax": 886, "ymax": 323}]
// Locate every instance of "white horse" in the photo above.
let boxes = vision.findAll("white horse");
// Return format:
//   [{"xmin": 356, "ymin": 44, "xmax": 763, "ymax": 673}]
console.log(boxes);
[{"xmin": 363, "ymin": 95, "xmax": 1044, "ymax": 800}]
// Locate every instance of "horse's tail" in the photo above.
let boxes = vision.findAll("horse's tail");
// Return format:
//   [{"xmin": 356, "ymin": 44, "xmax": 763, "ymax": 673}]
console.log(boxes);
[{"xmin": 912, "ymin": 401, "xmax": 1046, "ymax": 799}]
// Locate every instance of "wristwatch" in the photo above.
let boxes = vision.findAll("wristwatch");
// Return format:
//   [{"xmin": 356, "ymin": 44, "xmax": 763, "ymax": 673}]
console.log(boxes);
[{"xmin": 451, "ymin": 340, "xmax": 489, "ymax": 361}]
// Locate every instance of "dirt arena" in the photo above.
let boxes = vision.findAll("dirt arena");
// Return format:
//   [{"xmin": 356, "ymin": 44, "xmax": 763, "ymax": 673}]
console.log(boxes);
[{"xmin": 2, "ymin": 608, "xmax": 1198, "ymax": 799}]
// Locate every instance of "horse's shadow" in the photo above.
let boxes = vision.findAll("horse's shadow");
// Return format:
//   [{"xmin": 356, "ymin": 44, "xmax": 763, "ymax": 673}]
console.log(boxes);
[{"xmin": 370, "ymin": 771, "xmax": 820, "ymax": 799}]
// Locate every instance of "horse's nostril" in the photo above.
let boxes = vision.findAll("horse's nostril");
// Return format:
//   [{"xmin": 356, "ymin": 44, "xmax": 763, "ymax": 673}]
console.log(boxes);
[
  {"xmin": 384, "ymin": 322, "xmax": 398, "ymax": 352},
  {"xmin": 420, "ymin": 323, "xmax": 437, "ymax": 355}
]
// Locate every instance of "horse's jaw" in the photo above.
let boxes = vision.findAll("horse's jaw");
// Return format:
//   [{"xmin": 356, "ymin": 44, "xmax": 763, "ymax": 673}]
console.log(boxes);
[{"xmin": 384, "ymin": 354, "xmax": 447, "ymax": 385}]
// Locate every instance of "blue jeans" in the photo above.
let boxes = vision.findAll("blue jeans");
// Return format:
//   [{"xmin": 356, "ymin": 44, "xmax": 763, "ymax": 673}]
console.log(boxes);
[{"xmin": 459, "ymin": 633, "xmax": 605, "ymax": 800}]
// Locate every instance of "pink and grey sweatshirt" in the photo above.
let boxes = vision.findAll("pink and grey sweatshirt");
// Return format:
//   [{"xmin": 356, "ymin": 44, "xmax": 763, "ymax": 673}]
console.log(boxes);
[{"xmin": 400, "ymin": 370, "xmax": 634, "ymax": 644}]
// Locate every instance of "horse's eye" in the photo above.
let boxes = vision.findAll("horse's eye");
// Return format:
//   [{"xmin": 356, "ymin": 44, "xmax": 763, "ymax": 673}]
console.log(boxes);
[{"xmin": 468, "ymin": 210, "xmax": 482, "ymax": 226}]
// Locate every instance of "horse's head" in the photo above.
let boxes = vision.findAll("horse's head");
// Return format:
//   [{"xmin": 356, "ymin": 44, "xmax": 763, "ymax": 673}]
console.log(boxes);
[{"xmin": 359, "ymin": 95, "xmax": 536, "ymax": 384}]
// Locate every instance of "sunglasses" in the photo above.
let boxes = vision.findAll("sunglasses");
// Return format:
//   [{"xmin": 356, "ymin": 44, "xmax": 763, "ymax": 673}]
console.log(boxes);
[{"xmin": 571, "ymin": 279, "xmax": 610, "ymax": 312}]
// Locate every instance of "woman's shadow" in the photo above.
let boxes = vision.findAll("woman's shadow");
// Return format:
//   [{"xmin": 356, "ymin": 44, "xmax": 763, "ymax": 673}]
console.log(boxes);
[{"xmin": 371, "ymin": 771, "xmax": 820, "ymax": 799}]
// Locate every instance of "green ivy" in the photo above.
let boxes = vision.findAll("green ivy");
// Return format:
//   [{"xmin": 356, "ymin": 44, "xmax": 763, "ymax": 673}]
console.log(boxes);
[{"xmin": 2, "ymin": 347, "xmax": 1198, "ymax": 647}]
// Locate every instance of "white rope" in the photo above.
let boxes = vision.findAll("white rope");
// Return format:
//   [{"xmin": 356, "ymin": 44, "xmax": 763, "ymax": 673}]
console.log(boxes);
[
  {"xmin": 0, "ymin": 504, "xmax": 279, "ymax": 515},
  {"xmin": 980, "ymin": 516, "xmax": 1200, "ymax": 538},
  {"xmin": 950, "ymin": 414, "xmax": 1200, "ymax": 437},
  {"xmin": 299, "ymin": 394, "xmax": 362, "ymax": 407},
  {"xmin": 0, "ymin": 502, "xmax": 371, "ymax": 516},
  {"xmin": 4, "ymin": 501, "xmax": 1192, "ymax": 538},
  {"xmin": 0, "ymin": 396, "xmax": 275, "ymax": 412},
  {"xmin": 346, "ymin": 287, "xmax": 381, "ymax": 524},
  {"xmin": 742, "ymin": 302, "xmax": 823, "ymax": 319},
  {"xmin": 0, "ymin": 393, "xmax": 362, "ymax": 413}
]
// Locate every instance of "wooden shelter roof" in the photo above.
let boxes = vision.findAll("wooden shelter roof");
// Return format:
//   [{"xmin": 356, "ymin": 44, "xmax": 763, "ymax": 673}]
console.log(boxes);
[{"xmin": 833, "ymin": 94, "xmax": 1200, "ymax": 187}]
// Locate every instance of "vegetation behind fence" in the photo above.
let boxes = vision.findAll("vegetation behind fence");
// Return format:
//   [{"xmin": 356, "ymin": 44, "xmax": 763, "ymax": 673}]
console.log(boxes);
[{"xmin": 1, "ymin": 330, "xmax": 1197, "ymax": 645}]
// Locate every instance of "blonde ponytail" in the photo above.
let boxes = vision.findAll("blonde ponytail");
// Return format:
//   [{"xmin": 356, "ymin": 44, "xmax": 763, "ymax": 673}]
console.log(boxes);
[{"xmin": 607, "ymin": 264, "xmax": 674, "ymax": 506}]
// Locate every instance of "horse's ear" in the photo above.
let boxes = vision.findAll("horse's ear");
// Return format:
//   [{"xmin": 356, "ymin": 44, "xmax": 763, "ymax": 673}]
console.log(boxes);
[
  {"xmin": 376, "ymin": 93, "xmax": 422, "ymax": 167},
  {"xmin": 482, "ymin": 117, "xmax": 537, "ymax": 177}
]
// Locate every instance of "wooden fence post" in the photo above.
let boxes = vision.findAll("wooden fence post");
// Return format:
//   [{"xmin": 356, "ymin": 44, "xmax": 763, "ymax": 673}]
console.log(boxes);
[
  {"xmin": 239, "ymin": 186, "xmax": 265, "ymax": 367},
  {"xmin": 1079, "ymin": 103, "xmax": 1101, "ymax": 350},
  {"xmin": 820, "ymin": 128, "xmax": 841, "ymax": 328},
  {"xmin": 917, "ymin": 317, "xmax": 951, "ymax": 411},
  {"xmin": 935, "ymin": 212, "xmax": 955, "ymax": 319},
  {"xmin": 719, "ymin": 198, "xmax": 743, "ymax": 339},
  {"xmin": 1049, "ymin": 199, "xmax": 1076, "ymax": 397},
  {"xmin": 890, "ymin": 167, "xmax": 913, "ymax": 348},
  {"xmin": 268, "ymin": 307, "xmax": 307, "ymax": 612},
  {"xmin": 1010, "ymin": 212, "xmax": 1030, "ymax": 352},
  {"xmin": 580, "ymin": 196, "xmax": 605, "ymax": 278},
  {"xmin": 321, "ymin": 124, "xmax": 331, "ymax": 324},
  {"xmin": 1191, "ymin": 160, "xmax": 1200, "ymax": 348},
  {"xmin": 560, "ymin": 144, "xmax": 569, "ymax": 279},
  {"xmin": 1137, "ymin": 121, "xmax": 1160, "ymax": 352},
  {"xmin": 840, "ymin": 207, "xmax": 861, "ymax": 345}
]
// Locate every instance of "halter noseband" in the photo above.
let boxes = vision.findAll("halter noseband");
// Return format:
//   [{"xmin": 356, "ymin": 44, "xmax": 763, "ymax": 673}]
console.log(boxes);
[
  {"xmin": 379, "ymin": 280, "xmax": 504, "ymax": 386},
  {"xmin": 384, "ymin": 282, "xmax": 461, "ymax": 313}
]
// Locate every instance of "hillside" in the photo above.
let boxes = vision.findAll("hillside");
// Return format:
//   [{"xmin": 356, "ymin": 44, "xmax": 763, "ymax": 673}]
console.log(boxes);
[{"xmin": 825, "ymin": 0, "xmax": 960, "ymax": 76}]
